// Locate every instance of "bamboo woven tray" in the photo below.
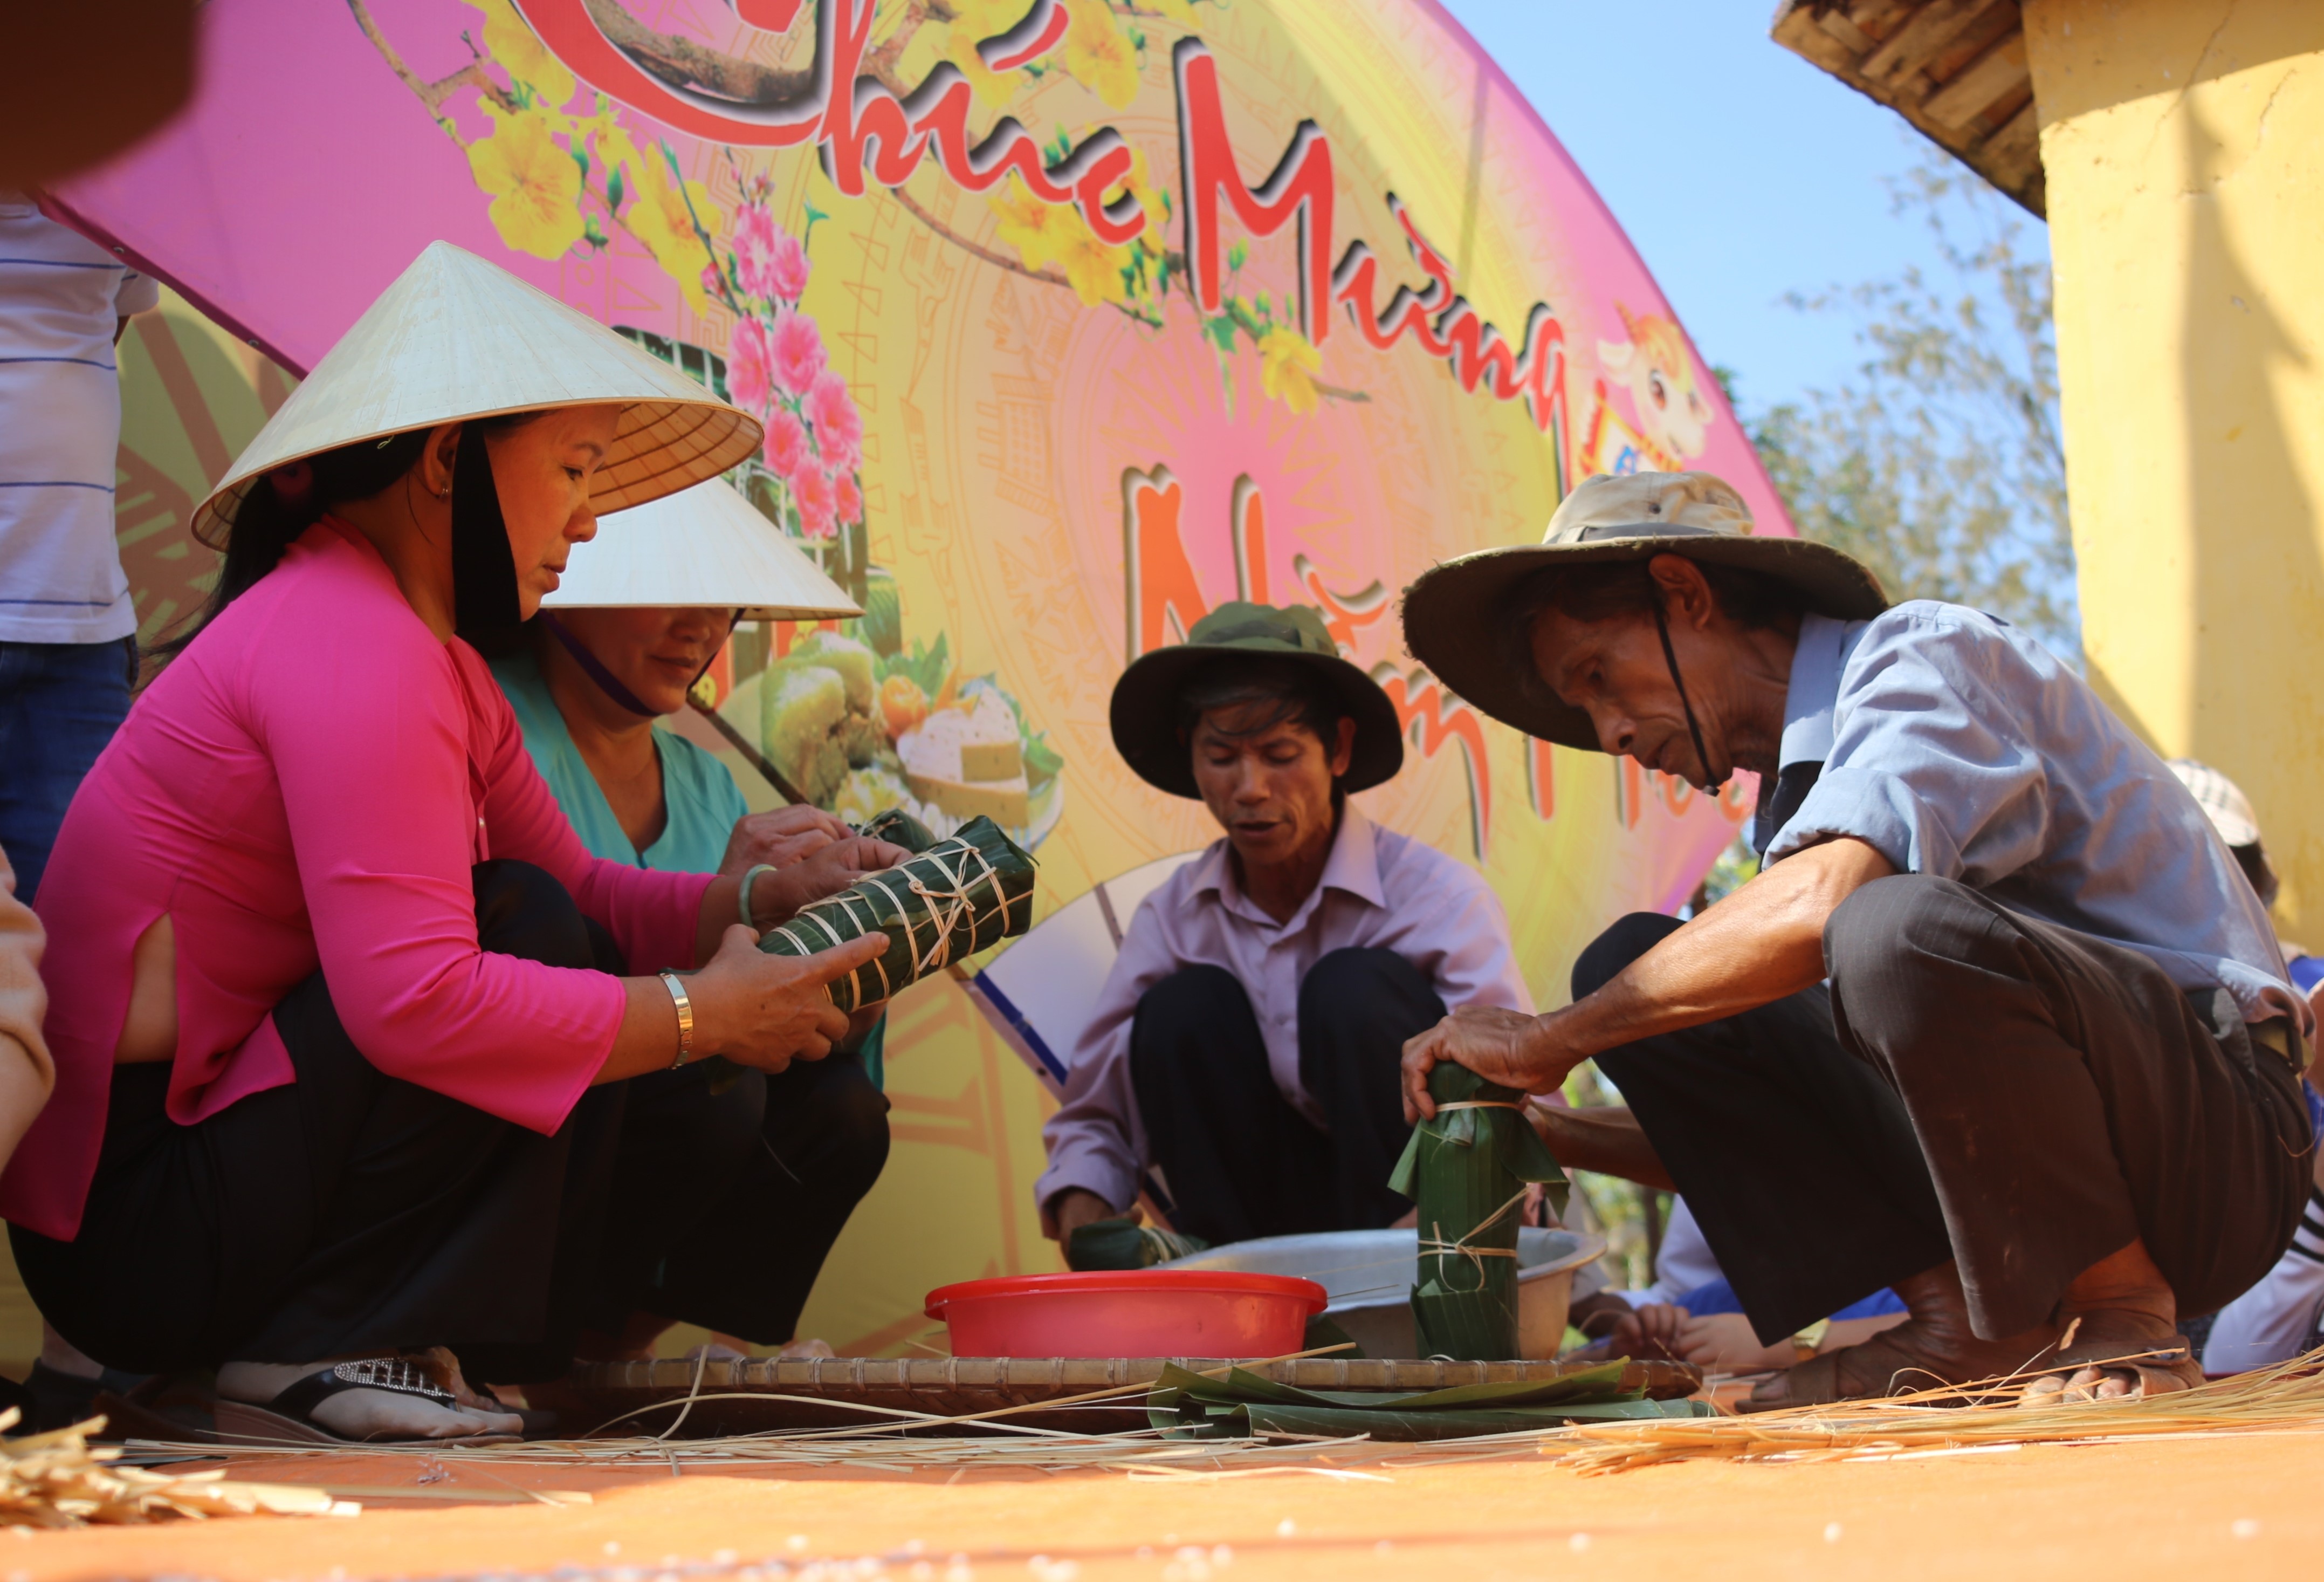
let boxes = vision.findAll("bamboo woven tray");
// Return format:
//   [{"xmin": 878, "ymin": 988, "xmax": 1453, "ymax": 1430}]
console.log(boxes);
[{"xmin": 562, "ymin": 1355, "xmax": 1704, "ymax": 1437}]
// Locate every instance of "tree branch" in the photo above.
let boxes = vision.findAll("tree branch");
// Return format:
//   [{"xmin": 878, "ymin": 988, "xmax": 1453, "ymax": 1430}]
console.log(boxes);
[
  {"xmin": 347, "ymin": 0, "xmax": 513, "ymax": 126},
  {"xmin": 580, "ymin": 0, "xmax": 813, "ymax": 106},
  {"xmin": 888, "ymin": 181, "xmax": 1072, "ymax": 289}
]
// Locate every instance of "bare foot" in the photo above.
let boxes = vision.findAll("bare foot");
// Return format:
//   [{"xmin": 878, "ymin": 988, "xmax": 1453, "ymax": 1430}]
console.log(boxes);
[
  {"xmin": 2018, "ymin": 1238, "xmax": 2199, "ymax": 1407},
  {"xmin": 218, "ymin": 1358, "xmax": 524, "ymax": 1441},
  {"xmin": 1743, "ymin": 1262, "xmax": 2058, "ymax": 1410}
]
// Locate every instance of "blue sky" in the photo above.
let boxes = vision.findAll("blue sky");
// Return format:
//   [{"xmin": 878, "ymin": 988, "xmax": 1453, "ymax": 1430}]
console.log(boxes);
[{"xmin": 1435, "ymin": 0, "xmax": 2051, "ymax": 418}]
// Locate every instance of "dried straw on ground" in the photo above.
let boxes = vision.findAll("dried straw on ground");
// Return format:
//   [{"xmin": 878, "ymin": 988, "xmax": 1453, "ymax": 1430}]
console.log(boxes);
[
  {"xmin": 1545, "ymin": 1346, "xmax": 2324, "ymax": 1475},
  {"xmin": 0, "ymin": 1411, "xmax": 356, "ymax": 1526}
]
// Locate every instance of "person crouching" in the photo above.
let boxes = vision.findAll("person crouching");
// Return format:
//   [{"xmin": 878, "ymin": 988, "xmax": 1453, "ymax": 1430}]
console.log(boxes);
[{"xmin": 1037, "ymin": 602, "xmax": 1530, "ymax": 1248}]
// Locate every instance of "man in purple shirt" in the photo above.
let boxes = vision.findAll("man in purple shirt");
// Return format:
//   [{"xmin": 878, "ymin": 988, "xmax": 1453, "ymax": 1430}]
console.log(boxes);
[{"xmin": 1037, "ymin": 602, "xmax": 1530, "ymax": 1249}]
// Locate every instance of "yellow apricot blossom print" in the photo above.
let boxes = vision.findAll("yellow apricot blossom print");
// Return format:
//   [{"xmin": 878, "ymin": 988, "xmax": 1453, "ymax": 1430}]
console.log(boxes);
[
  {"xmin": 989, "ymin": 175, "xmax": 1127, "ymax": 307},
  {"xmin": 625, "ymin": 155, "xmax": 725, "ymax": 313},
  {"xmin": 465, "ymin": 0, "xmax": 576, "ymax": 107},
  {"xmin": 939, "ymin": 0, "xmax": 1032, "ymax": 107},
  {"xmin": 1062, "ymin": 1, "xmax": 1139, "ymax": 109},
  {"xmin": 990, "ymin": 174, "xmax": 1065, "ymax": 273},
  {"xmin": 467, "ymin": 102, "xmax": 585, "ymax": 260},
  {"xmin": 1258, "ymin": 326, "xmax": 1322, "ymax": 415}
]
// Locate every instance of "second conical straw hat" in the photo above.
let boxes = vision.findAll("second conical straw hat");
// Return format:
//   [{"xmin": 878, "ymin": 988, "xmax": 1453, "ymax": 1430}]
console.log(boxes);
[
  {"xmin": 544, "ymin": 480, "xmax": 862, "ymax": 622},
  {"xmin": 192, "ymin": 241, "xmax": 764, "ymax": 547}
]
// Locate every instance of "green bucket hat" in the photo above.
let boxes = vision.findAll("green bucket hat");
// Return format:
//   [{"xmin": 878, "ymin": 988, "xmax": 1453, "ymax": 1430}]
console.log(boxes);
[
  {"xmin": 1399, "ymin": 471, "xmax": 1888, "ymax": 751},
  {"xmin": 1109, "ymin": 601, "xmax": 1405, "ymax": 799}
]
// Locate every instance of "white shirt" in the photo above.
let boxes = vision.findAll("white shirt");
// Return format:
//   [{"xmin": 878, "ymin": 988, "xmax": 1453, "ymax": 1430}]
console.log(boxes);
[
  {"xmin": 1035, "ymin": 804, "xmax": 1532, "ymax": 1212},
  {"xmin": 0, "ymin": 198, "xmax": 157, "ymax": 644}
]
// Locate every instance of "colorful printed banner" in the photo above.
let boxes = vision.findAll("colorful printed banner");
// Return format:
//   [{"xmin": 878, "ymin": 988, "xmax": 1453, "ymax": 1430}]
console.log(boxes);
[{"xmin": 65, "ymin": 0, "xmax": 1787, "ymax": 1354}]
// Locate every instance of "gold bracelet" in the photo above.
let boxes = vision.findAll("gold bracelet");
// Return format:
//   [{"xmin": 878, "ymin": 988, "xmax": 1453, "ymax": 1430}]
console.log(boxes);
[{"xmin": 658, "ymin": 971, "xmax": 695, "ymax": 1069}]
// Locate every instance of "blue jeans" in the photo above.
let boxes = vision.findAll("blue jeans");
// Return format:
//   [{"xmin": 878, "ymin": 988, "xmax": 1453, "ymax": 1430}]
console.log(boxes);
[{"xmin": 0, "ymin": 638, "xmax": 133, "ymax": 903}]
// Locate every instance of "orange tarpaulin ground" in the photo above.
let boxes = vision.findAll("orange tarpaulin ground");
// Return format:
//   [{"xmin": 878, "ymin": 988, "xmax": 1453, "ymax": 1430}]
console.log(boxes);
[{"xmin": 5, "ymin": 1430, "xmax": 2317, "ymax": 1581}]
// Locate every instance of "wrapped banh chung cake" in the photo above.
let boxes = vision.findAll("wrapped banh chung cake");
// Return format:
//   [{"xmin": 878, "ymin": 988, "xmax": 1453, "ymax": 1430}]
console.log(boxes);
[
  {"xmin": 757, "ymin": 815, "xmax": 1036, "ymax": 1013},
  {"xmin": 759, "ymin": 631, "xmax": 886, "ymax": 806}
]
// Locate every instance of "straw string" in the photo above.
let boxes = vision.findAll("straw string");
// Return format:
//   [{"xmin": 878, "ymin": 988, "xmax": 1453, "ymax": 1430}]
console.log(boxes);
[
  {"xmin": 1419, "ymin": 1186, "xmax": 1533, "ymax": 1291},
  {"xmin": 766, "ymin": 835, "xmax": 1016, "ymax": 1011}
]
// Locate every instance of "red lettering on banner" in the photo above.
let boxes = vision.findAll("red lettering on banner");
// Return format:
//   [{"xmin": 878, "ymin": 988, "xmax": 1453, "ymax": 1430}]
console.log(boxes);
[
  {"xmin": 1372, "ymin": 666, "xmax": 1491, "ymax": 857},
  {"xmin": 1290, "ymin": 552, "xmax": 1390, "ymax": 655},
  {"xmin": 1527, "ymin": 737, "xmax": 1555, "ymax": 821},
  {"xmin": 520, "ymin": 4, "xmax": 1591, "ymax": 446},
  {"xmin": 1231, "ymin": 476, "xmax": 1268, "ymax": 604},
  {"xmin": 1122, "ymin": 467, "xmax": 1491, "ymax": 850},
  {"xmin": 1122, "ymin": 467, "xmax": 1208, "ymax": 660},
  {"xmin": 1172, "ymin": 40, "xmax": 1336, "ymax": 343}
]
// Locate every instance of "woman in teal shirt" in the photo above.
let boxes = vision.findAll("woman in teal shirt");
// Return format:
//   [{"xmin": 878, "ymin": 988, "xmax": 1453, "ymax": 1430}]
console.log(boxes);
[{"xmin": 492, "ymin": 480, "xmax": 887, "ymax": 1362}]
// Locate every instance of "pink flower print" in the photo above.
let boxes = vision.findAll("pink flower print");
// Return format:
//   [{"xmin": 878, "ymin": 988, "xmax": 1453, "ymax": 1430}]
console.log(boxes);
[
  {"xmin": 768, "ymin": 231, "xmax": 809, "ymax": 303},
  {"xmin": 728, "ymin": 316, "xmax": 773, "ymax": 413},
  {"xmin": 762, "ymin": 406, "xmax": 809, "ymax": 482},
  {"xmin": 806, "ymin": 370, "xmax": 862, "ymax": 472},
  {"xmin": 731, "ymin": 204, "xmax": 781, "ymax": 300},
  {"xmin": 834, "ymin": 471, "xmax": 863, "ymax": 526},
  {"xmin": 772, "ymin": 309, "xmax": 827, "ymax": 397},
  {"xmin": 794, "ymin": 465, "xmax": 838, "ymax": 538}
]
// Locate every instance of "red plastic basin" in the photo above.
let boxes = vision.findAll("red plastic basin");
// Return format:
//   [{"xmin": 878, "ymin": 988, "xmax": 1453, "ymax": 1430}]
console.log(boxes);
[{"xmin": 924, "ymin": 1270, "xmax": 1328, "ymax": 1359}]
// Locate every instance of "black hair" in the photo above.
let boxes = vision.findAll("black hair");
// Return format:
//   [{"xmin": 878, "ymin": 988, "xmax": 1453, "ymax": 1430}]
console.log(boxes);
[
  {"xmin": 1493, "ymin": 558, "xmax": 1807, "ymax": 713},
  {"xmin": 1174, "ymin": 655, "xmax": 1347, "ymax": 747},
  {"xmin": 2231, "ymin": 841, "xmax": 2280, "ymax": 910},
  {"xmin": 158, "ymin": 413, "xmax": 541, "ymax": 664}
]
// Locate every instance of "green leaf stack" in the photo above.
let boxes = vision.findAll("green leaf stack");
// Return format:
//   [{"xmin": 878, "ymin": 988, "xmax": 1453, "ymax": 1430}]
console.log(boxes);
[
  {"xmin": 1387, "ymin": 1063, "xmax": 1569, "ymax": 1361},
  {"xmin": 757, "ymin": 815, "xmax": 1036, "ymax": 1012}
]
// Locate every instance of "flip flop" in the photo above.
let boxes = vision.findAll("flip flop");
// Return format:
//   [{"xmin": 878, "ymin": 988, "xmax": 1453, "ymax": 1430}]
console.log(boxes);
[
  {"xmin": 2014, "ymin": 1340, "xmax": 2202, "ymax": 1408},
  {"xmin": 214, "ymin": 1358, "xmax": 521, "ymax": 1447}
]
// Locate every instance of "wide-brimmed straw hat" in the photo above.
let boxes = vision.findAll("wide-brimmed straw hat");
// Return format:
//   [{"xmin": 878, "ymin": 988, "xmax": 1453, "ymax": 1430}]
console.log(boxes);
[
  {"xmin": 1110, "ymin": 601, "xmax": 1404, "ymax": 798},
  {"xmin": 191, "ymin": 241, "xmax": 763, "ymax": 547},
  {"xmin": 1399, "ymin": 471, "xmax": 1888, "ymax": 751},
  {"xmin": 543, "ymin": 480, "xmax": 861, "ymax": 621}
]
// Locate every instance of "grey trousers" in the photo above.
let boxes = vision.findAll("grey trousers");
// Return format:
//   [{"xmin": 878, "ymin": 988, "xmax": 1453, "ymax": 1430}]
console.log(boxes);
[{"xmin": 1580, "ymin": 875, "xmax": 2314, "ymax": 1343}]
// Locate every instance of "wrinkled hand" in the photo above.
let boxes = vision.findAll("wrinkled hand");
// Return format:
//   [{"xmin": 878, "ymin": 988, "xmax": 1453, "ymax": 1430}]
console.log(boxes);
[
  {"xmin": 748, "ymin": 835, "xmax": 914, "ymax": 930},
  {"xmin": 1041, "ymin": 1187, "xmax": 1130, "ymax": 1243},
  {"xmin": 1612, "ymin": 1307, "xmax": 1793, "ymax": 1373},
  {"xmin": 720, "ymin": 805, "xmax": 855, "ymax": 877},
  {"xmin": 687, "ymin": 923, "xmax": 889, "ymax": 1074},
  {"xmin": 1400, "ymin": 1004, "xmax": 1559, "ymax": 1122}
]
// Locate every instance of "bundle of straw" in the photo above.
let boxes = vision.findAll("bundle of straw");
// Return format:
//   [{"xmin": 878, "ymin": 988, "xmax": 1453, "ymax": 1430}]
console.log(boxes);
[
  {"xmin": 0, "ymin": 1412, "xmax": 355, "ymax": 1526},
  {"xmin": 1544, "ymin": 1345, "xmax": 2324, "ymax": 1476}
]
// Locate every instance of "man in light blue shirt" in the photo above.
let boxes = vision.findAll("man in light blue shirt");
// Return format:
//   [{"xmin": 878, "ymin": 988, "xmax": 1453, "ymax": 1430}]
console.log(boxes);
[{"xmin": 1398, "ymin": 471, "xmax": 2314, "ymax": 1408}]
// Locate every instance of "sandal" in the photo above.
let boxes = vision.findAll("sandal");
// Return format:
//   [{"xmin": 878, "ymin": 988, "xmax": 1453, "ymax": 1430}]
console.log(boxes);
[
  {"xmin": 214, "ymin": 1357, "xmax": 522, "ymax": 1447},
  {"xmin": 2014, "ymin": 1340, "xmax": 2203, "ymax": 1408}
]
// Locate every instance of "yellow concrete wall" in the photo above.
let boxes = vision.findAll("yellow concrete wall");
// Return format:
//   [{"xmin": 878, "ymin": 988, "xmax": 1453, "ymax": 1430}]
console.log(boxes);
[{"xmin": 2026, "ymin": 0, "xmax": 2324, "ymax": 933}]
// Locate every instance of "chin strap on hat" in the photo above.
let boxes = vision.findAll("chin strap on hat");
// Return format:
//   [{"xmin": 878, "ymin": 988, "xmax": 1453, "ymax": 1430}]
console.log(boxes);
[
  {"xmin": 539, "ymin": 611, "xmax": 742, "ymax": 719},
  {"xmin": 450, "ymin": 424, "xmax": 522, "ymax": 645},
  {"xmin": 1651, "ymin": 593, "xmax": 1723, "ymax": 796}
]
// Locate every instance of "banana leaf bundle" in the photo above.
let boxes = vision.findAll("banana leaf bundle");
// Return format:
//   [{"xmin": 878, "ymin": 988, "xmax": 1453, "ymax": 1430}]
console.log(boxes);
[
  {"xmin": 1386, "ymin": 1063, "xmax": 1568, "ymax": 1361},
  {"xmin": 1146, "ymin": 1361, "xmax": 1709, "ymax": 1441},
  {"xmin": 758, "ymin": 814, "xmax": 1036, "ymax": 1012},
  {"xmin": 856, "ymin": 806, "xmax": 939, "ymax": 853},
  {"xmin": 1064, "ymin": 1218, "xmax": 1210, "ymax": 1271}
]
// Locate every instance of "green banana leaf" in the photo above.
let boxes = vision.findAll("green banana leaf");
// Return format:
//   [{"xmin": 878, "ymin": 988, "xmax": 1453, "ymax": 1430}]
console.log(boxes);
[
  {"xmin": 1386, "ymin": 1063, "xmax": 1569, "ymax": 1361},
  {"xmin": 758, "ymin": 815, "xmax": 1036, "ymax": 1012},
  {"xmin": 857, "ymin": 806, "xmax": 939, "ymax": 853},
  {"xmin": 1145, "ymin": 1358, "xmax": 1712, "ymax": 1440},
  {"xmin": 1064, "ymin": 1219, "xmax": 1211, "ymax": 1271}
]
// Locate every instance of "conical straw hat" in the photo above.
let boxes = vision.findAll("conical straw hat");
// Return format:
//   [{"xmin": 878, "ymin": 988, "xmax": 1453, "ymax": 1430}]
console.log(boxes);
[
  {"xmin": 544, "ymin": 480, "xmax": 862, "ymax": 621},
  {"xmin": 192, "ymin": 241, "xmax": 764, "ymax": 547}
]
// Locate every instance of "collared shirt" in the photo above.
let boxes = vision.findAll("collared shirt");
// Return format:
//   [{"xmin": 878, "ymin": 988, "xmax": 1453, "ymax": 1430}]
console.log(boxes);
[
  {"xmin": 0, "ymin": 198, "xmax": 159, "ymax": 643},
  {"xmin": 1764, "ymin": 603, "xmax": 2306, "ymax": 1035},
  {"xmin": 1035, "ymin": 804, "xmax": 1532, "ymax": 1213}
]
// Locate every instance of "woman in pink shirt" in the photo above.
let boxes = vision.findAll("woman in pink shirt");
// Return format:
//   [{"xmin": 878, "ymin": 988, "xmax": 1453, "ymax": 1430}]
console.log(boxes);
[{"xmin": 6, "ymin": 247, "xmax": 901, "ymax": 1446}]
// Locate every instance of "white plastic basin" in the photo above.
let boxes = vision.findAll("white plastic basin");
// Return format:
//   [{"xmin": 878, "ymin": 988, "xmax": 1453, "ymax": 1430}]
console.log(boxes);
[{"xmin": 1168, "ymin": 1227, "xmax": 1606, "ymax": 1361}]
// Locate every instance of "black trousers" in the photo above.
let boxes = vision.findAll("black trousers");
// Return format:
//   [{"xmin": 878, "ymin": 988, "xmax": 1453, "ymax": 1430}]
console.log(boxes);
[
  {"xmin": 16, "ymin": 861, "xmax": 888, "ymax": 1379},
  {"xmin": 1129, "ymin": 947, "xmax": 1443, "ymax": 1245},
  {"xmin": 1578, "ymin": 876, "xmax": 2314, "ymax": 1344}
]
